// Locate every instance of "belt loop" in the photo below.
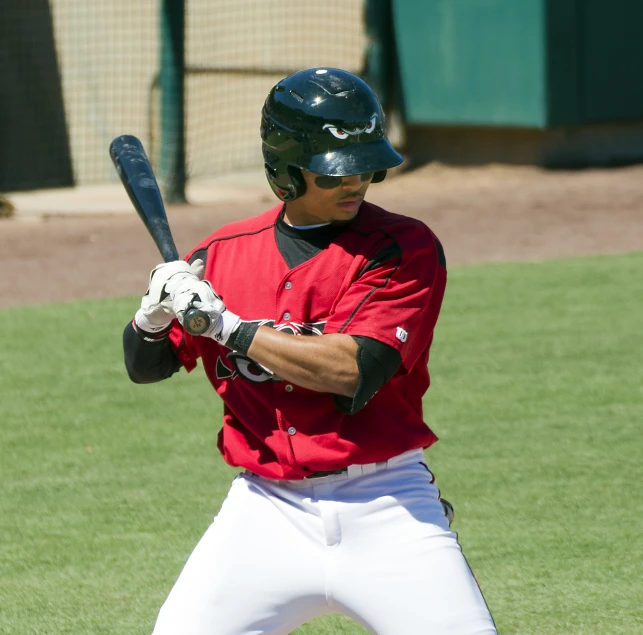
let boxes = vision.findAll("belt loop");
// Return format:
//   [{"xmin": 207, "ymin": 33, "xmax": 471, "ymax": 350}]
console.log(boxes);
[{"xmin": 361, "ymin": 462, "xmax": 377, "ymax": 475}]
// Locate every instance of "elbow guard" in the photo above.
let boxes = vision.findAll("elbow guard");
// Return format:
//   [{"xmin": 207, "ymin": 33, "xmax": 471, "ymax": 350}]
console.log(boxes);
[{"xmin": 333, "ymin": 336, "xmax": 401, "ymax": 415}]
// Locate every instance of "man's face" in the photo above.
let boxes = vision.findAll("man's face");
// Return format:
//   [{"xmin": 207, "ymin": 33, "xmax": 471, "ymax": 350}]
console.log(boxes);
[{"xmin": 284, "ymin": 169, "xmax": 374, "ymax": 226}]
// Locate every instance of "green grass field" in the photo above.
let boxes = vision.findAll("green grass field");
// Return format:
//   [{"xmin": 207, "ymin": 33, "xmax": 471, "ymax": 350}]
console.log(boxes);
[{"xmin": 1, "ymin": 252, "xmax": 642, "ymax": 634}]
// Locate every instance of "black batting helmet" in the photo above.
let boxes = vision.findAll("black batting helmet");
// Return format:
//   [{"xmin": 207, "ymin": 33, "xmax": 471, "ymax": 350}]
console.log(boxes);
[{"xmin": 260, "ymin": 68, "xmax": 403, "ymax": 202}]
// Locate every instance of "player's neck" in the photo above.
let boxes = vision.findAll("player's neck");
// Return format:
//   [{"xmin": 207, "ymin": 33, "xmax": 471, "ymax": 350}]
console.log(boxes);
[{"xmin": 283, "ymin": 204, "xmax": 326, "ymax": 228}]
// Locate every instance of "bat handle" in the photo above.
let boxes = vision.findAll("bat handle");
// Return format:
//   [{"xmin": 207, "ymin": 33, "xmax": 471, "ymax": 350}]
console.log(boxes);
[{"xmin": 183, "ymin": 307, "xmax": 211, "ymax": 336}]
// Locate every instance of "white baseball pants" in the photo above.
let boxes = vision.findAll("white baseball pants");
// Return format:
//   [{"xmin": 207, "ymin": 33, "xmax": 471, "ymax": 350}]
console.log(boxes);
[{"xmin": 152, "ymin": 450, "xmax": 497, "ymax": 635}]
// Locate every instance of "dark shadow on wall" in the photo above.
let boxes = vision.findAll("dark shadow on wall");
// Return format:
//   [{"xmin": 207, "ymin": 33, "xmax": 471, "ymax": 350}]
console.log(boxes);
[{"xmin": 0, "ymin": 1, "xmax": 74, "ymax": 191}]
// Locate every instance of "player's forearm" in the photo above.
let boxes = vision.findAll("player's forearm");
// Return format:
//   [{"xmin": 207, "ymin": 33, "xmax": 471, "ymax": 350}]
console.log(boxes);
[{"xmin": 247, "ymin": 328, "xmax": 359, "ymax": 397}]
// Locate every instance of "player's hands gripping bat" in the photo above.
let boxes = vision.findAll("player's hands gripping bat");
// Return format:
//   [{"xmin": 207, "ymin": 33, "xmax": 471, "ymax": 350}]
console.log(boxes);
[
  {"xmin": 109, "ymin": 134, "xmax": 211, "ymax": 336},
  {"xmin": 137, "ymin": 259, "xmax": 204, "ymax": 333}
]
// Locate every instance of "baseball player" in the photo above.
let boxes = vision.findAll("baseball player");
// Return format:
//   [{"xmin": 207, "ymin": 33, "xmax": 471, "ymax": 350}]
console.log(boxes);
[{"xmin": 123, "ymin": 68, "xmax": 497, "ymax": 634}]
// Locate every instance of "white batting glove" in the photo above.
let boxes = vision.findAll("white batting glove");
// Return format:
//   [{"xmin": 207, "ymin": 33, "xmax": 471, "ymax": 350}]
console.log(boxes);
[
  {"xmin": 169, "ymin": 277, "xmax": 241, "ymax": 345},
  {"xmin": 136, "ymin": 259, "xmax": 205, "ymax": 333}
]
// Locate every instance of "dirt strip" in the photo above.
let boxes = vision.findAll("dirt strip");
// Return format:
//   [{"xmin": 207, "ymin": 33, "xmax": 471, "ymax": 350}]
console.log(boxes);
[{"xmin": 1, "ymin": 163, "xmax": 642, "ymax": 309}]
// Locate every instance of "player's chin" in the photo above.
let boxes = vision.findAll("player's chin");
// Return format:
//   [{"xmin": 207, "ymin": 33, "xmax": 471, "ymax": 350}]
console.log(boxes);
[
  {"xmin": 333, "ymin": 198, "xmax": 363, "ymax": 219},
  {"xmin": 330, "ymin": 210, "xmax": 360, "ymax": 226}
]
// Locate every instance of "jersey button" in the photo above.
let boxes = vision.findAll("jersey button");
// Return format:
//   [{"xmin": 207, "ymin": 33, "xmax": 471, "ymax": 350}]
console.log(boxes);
[
  {"xmin": 285, "ymin": 384, "xmax": 294, "ymax": 392},
  {"xmin": 283, "ymin": 312, "xmax": 291, "ymax": 320},
  {"xmin": 285, "ymin": 282, "xmax": 292, "ymax": 290},
  {"xmin": 287, "ymin": 426, "xmax": 297, "ymax": 435}
]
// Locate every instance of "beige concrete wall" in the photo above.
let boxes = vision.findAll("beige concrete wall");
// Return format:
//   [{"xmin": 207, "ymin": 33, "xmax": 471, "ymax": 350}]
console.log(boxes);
[
  {"xmin": 50, "ymin": 3, "xmax": 158, "ymax": 184},
  {"xmin": 49, "ymin": 1, "xmax": 366, "ymax": 185}
]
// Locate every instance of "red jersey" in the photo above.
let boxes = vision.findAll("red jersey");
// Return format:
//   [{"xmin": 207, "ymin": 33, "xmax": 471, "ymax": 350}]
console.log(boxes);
[{"xmin": 168, "ymin": 201, "xmax": 447, "ymax": 479}]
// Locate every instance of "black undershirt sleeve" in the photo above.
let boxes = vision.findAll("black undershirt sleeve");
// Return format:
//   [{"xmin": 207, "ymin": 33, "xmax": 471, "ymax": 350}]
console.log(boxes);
[
  {"xmin": 333, "ymin": 336, "xmax": 401, "ymax": 415},
  {"xmin": 123, "ymin": 321, "xmax": 182, "ymax": 384}
]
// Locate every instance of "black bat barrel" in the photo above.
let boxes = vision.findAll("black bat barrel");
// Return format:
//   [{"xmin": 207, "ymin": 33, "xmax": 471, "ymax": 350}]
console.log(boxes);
[
  {"xmin": 109, "ymin": 135, "xmax": 179, "ymax": 263},
  {"xmin": 109, "ymin": 134, "xmax": 211, "ymax": 336}
]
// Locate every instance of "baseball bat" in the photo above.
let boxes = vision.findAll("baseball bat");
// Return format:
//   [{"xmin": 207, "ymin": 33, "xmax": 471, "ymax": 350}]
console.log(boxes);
[{"xmin": 109, "ymin": 134, "xmax": 210, "ymax": 336}]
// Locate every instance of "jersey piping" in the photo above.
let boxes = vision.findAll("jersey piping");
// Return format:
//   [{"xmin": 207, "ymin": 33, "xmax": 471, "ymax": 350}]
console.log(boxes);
[
  {"xmin": 190, "ymin": 222, "xmax": 277, "ymax": 263},
  {"xmin": 334, "ymin": 227, "xmax": 403, "ymax": 333}
]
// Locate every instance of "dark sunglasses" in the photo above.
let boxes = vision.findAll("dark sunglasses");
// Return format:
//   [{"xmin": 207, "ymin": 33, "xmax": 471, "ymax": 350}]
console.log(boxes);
[{"xmin": 314, "ymin": 172, "xmax": 374, "ymax": 189}]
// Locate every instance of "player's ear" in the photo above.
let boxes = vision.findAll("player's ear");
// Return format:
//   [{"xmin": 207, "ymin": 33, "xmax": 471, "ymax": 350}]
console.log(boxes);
[
  {"xmin": 287, "ymin": 166, "xmax": 307, "ymax": 199},
  {"xmin": 372, "ymin": 170, "xmax": 387, "ymax": 183},
  {"xmin": 264, "ymin": 163, "xmax": 307, "ymax": 201}
]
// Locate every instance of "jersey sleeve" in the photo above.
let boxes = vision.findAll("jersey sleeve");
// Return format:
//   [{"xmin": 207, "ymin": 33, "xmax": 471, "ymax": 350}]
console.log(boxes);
[{"xmin": 325, "ymin": 227, "xmax": 447, "ymax": 372}]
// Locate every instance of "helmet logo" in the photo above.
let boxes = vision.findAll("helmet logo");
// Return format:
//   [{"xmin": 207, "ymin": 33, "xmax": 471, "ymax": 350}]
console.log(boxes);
[{"xmin": 323, "ymin": 114, "xmax": 377, "ymax": 140}]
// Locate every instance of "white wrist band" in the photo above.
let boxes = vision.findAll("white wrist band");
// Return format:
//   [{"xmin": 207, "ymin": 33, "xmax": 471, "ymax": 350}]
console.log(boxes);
[
  {"xmin": 213, "ymin": 310, "xmax": 242, "ymax": 345},
  {"xmin": 134, "ymin": 308, "xmax": 173, "ymax": 334}
]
